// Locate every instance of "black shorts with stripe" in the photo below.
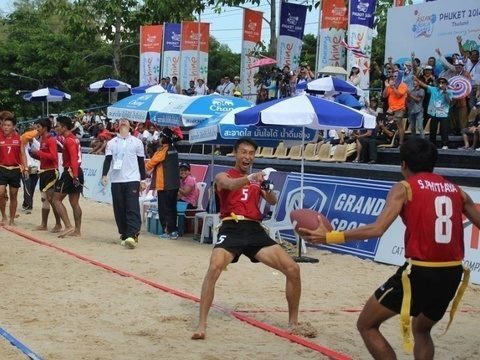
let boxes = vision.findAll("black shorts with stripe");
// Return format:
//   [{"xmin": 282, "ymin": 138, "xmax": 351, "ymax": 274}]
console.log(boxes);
[
  {"xmin": 54, "ymin": 167, "xmax": 84, "ymax": 194},
  {"xmin": 214, "ymin": 220, "xmax": 277, "ymax": 263},
  {"xmin": 39, "ymin": 169, "xmax": 58, "ymax": 192},
  {"xmin": 374, "ymin": 262, "xmax": 463, "ymax": 321},
  {"xmin": 0, "ymin": 167, "xmax": 21, "ymax": 188}
]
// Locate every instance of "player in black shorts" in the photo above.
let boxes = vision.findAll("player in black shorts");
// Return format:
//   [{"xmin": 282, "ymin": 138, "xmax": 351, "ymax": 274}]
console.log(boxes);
[{"xmin": 192, "ymin": 137, "xmax": 302, "ymax": 340}]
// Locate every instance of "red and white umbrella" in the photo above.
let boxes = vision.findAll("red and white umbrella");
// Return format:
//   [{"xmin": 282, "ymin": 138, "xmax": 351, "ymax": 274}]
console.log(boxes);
[
  {"xmin": 248, "ymin": 56, "xmax": 277, "ymax": 69},
  {"xmin": 448, "ymin": 75, "xmax": 472, "ymax": 99}
]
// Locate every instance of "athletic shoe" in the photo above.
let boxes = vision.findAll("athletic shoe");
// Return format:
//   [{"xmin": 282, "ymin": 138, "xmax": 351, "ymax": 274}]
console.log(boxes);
[
  {"xmin": 123, "ymin": 237, "xmax": 136, "ymax": 249},
  {"xmin": 442, "ymin": 146, "xmax": 448, "ymax": 150},
  {"xmin": 170, "ymin": 231, "xmax": 179, "ymax": 240}
]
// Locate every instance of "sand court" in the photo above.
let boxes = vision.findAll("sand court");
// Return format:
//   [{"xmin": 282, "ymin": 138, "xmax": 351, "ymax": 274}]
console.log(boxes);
[{"xmin": 1, "ymin": 197, "xmax": 479, "ymax": 359}]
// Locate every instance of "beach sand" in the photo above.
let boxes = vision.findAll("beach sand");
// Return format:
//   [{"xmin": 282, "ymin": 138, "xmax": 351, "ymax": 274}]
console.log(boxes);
[{"xmin": 1, "ymin": 196, "xmax": 479, "ymax": 359}]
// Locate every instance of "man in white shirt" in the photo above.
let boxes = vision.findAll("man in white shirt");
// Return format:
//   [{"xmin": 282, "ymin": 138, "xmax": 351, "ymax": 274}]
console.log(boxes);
[
  {"xmin": 194, "ymin": 78, "xmax": 209, "ymax": 95},
  {"xmin": 220, "ymin": 76, "xmax": 235, "ymax": 96},
  {"xmin": 101, "ymin": 119, "xmax": 146, "ymax": 249},
  {"xmin": 457, "ymin": 36, "xmax": 480, "ymax": 110}
]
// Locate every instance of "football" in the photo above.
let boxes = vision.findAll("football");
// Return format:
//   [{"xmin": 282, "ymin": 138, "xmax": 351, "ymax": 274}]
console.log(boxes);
[{"xmin": 290, "ymin": 209, "xmax": 333, "ymax": 232}]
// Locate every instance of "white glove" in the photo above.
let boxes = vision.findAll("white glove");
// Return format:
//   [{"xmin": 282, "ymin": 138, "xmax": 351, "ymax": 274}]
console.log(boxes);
[{"xmin": 262, "ymin": 167, "xmax": 277, "ymax": 180}]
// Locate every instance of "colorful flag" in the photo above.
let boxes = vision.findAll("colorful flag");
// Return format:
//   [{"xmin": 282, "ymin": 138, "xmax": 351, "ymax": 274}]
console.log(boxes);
[
  {"xmin": 316, "ymin": 0, "xmax": 348, "ymax": 71},
  {"xmin": 162, "ymin": 23, "xmax": 181, "ymax": 81},
  {"xmin": 340, "ymin": 39, "xmax": 369, "ymax": 59},
  {"xmin": 179, "ymin": 21, "xmax": 210, "ymax": 91},
  {"xmin": 347, "ymin": 0, "xmax": 377, "ymax": 89},
  {"xmin": 276, "ymin": 2, "xmax": 308, "ymax": 70},
  {"xmin": 139, "ymin": 25, "xmax": 163, "ymax": 86},
  {"xmin": 240, "ymin": 9, "xmax": 263, "ymax": 102}
]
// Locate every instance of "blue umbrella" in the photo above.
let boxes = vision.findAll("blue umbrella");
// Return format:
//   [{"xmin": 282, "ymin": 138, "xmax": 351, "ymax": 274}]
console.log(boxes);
[
  {"xmin": 153, "ymin": 94, "xmax": 252, "ymax": 127},
  {"xmin": 88, "ymin": 78, "xmax": 131, "ymax": 103},
  {"xmin": 235, "ymin": 93, "xmax": 375, "ymax": 129},
  {"xmin": 131, "ymin": 84, "xmax": 166, "ymax": 94},
  {"xmin": 23, "ymin": 87, "xmax": 71, "ymax": 115},
  {"xmin": 296, "ymin": 76, "xmax": 357, "ymax": 94},
  {"xmin": 107, "ymin": 92, "xmax": 189, "ymax": 123},
  {"xmin": 334, "ymin": 93, "xmax": 362, "ymax": 110}
]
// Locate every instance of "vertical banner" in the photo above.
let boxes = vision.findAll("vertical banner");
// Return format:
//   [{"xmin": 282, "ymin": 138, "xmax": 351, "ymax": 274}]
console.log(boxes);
[
  {"xmin": 179, "ymin": 21, "xmax": 210, "ymax": 91},
  {"xmin": 316, "ymin": 0, "xmax": 348, "ymax": 73},
  {"xmin": 162, "ymin": 23, "xmax": 181, "ymax": 81},
  {"xmin": 240, "ymin": 9, "xmax": 263, "ymax": 102},
  {"xmin": 139, "ymin": 25, "xmax": 163, "ymax": 86},
  {"xmin": 276, "ymin": 2, "xmax": 308, "ymax": 70},
  {"xmin": 346, "ymin": 0, "xmax": 376, "ymax": 89}
]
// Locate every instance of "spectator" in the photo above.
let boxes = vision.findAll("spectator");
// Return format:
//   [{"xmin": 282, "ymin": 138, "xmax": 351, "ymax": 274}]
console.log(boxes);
[
  {"xmin": 183, "ymin": 80, "xmax": 196, "ymax": 96},
  {"xmin": 457, "ymin": 37, "xmax": 480, "ymax": 112},
  {"xmin": 145, "ymin": 128, "xmax": 180, "ymax": 239},
  {"xmin": 415, "ymin": 76, "xmax": 453, "ymax": 149},
  {"xmin": 359, "ymin": 111, "xmax": 398, "ymax": 164},
  {"xmin": 348, "ymin": 66, "xmax": 361, "ymax": 86},
  {"xmin": 418, "ymin": 65, "xmax": 436, "ymax": 129},
  {"xmin": 72, "ymin": 114, "xmax": 86, "ymax": 138},
  {"xmin": 178, "ymin": 162, "xmax": 199, "ymax": 209},
  {"xmin": 407, "ymin": 78, "xmax": 425, "ymax": 138},
  {"xmin": 403, "ymin": 61, "xmax": 414, "ymax": 90},
  {"xmin": 233, "ymin": 76, "xmax": 241, "ymax": 95},
  {"xmin": 171, "ymin": 76, "xmax": 181, "ymax": 94},
  {"xmin": 220, "ymin": 76, "xmax": 235, "ymax": 96},
  {"xmin": 90, "ymin": 123, "xmax": 112, "ymax": 155},
  {"xmin": 142, "ymin": 124, "xmax": 159, "ymax": 144},
  {"xmin": 194, "ymin": 78, "xmax": 209, "ymax": 95},
  {"xmin": 215, "ymin": 77, "xmax": 225, "ymax": 94},
  {"xmin": 459, "ymin": 109, "xmax": 479, "ymax": 150},
  {"xmin": 256, "ymin": 86, "xmax": 269, "ymax": 105},
  {"xmin": 383, "ymin": 73, "xmax": 408, "ymax": 145},
  {"xmin": 101, "ymin": 118, "xmax": 146, "ymax": 249}
]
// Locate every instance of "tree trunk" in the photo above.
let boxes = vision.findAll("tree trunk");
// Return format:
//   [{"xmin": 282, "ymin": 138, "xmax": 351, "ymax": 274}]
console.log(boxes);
[{"xmin": 111, "ymin": 12, "xmax": 122, "ymax": 103}]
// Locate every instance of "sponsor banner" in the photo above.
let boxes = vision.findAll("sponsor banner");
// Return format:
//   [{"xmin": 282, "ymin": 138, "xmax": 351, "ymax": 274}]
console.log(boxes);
[
  {"xmin": 277, "ymin": 173, "xmax": 391, "ymax": 259},
  {"xmin": 139, "ymin": 25, "xmax": 163, "ymax": 86},
  {"xmin": 81, "ymin": 154, "xmax": 113, "ymax": 204},
  {"xmin": 241, "ymin": 9, "xmax": 263, "ymax": 102},
  {"xmin": 316, "ymin": 0, "xmax": 348, "ymax": 71},
  {"xmin": 347, "ymin": 0, "xmax": 376, "ymax": 89},
  {"xmin": 276, "ymin": 2, "xmax": 308, "ymax": 70},
  {"xmin": 374, "ymin": 185, "xmax": 480, "ymax": 285},
  {"xmin": 180, "ymin": 21, "xmax": 210, "ymax": 90},
  {"xmin": 385, "ymin": 0, "xmax": 480, "ymax": 67},
  {"xmin": 162, "ymin": 23, "xmax": 181, "ymax": 80}
]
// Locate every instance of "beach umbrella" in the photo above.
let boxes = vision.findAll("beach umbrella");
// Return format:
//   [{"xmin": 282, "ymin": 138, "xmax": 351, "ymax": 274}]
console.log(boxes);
[
  {"xmin": 334, "ymin": 93, "xmax": 362, "ymax": 110},
  {"xmin": 235, "ymin": 94, "xmax": 375, "ymax": 261},
  {"xmin": 248, "ymin": 56, "xmax": 277, "ymax": 69},
  {"xmin": 23, "ymin": 87, "xmax": 71, "ymax": 115},
  {"xmin": 131, "ymin": 84, "xmax": 167, "ymax": 94},
  {"xmin": 318, "ymin": 66, "xmax": 348, "ymax": 76},
  {"xmin": 152, "ymin": 94, "xmax": 252, "ymax": 127},
  {"xmin": 297, "ymin": 76, "xmax": 358, "ymax": 94},
  {"xmin": 107, "ymin": 92, "xmax": 188, "ymax": 123},
  {"xmin": 88, "ymin": 78, "xmax": 131, "ymax": 103}
]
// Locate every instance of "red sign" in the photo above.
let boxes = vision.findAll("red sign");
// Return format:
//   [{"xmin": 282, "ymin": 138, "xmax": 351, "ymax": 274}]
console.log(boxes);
[
  {"xmin": 243, "ymin": 9, "xmax": 263, "ymax": 43},
  {"xmin": 140, "ymin": 25, "xmax": 163, "ymax": 53},
  {"xmin": 181, "ymin": 21, "xmax": 210, "ymax": 52}
]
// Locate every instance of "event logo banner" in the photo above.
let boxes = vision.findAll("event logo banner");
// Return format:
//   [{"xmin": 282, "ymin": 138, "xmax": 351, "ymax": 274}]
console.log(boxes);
[
  {"xmin": 162, "ymin": 23, "xmax": 181, "ymax": 81},
  {"xmin": 139, "ymin": 25, "xmax": 163, "ymax": 86},
  {"xmin": 346, "ymin": 0, "xmax": 376, "ymax": 89},
  {"xmin": 385, "ymin": 0, "xmax": 480, "ymax": 68},
  {"xmin": 240, "ymin": 9, "xmax": 263, "ymax": 102},
  {"xmin": 179, "ymin": 21, "xmax": 210, "ymax": 91},
  {"xmin": 276, "ymin": 2, "xmax": 307, "ymax": 70},
  {"xmin": 316, "ymin": 0, "xmax": 348, "ymax": 72}
]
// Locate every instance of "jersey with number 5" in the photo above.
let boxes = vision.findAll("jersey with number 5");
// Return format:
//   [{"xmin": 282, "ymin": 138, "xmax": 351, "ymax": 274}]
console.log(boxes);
[
  {"xmin": 0, "ymin": 132, "xmax": 22, "ymax": 166},
  {"xmin": 217, "ymin": 168, "xmax": 262, "ymax": 220},
  {"xmin": 401, "ymin": 172, "xmax": 465, "ymax": 261}
]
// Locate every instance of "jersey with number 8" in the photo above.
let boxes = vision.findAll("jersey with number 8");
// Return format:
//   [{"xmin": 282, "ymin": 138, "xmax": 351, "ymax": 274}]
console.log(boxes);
[{"xmin": 401, "ymin": 172, "xmax": 465, "ymax": 261}]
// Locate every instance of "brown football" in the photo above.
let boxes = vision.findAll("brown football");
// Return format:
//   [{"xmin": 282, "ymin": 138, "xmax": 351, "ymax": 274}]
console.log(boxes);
[{"xmin": 290, "ymin": 209, "xmax": 333, "ymax": 232}]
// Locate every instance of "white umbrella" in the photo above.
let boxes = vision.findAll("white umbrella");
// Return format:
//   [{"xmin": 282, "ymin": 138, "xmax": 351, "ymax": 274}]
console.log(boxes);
[
  {"xmin": 23, "ymin": 87, "xmax": 71, "ymax": 115},
  {"xmin": 88, "ymin": 78, "xmax": 131, "ymax": 103}
]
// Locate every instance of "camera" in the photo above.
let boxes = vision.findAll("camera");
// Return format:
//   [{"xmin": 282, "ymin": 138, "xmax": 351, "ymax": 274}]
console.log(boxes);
[{"xmin": 261, "ymin": 180, "xmax": 274, "ymax": 192}]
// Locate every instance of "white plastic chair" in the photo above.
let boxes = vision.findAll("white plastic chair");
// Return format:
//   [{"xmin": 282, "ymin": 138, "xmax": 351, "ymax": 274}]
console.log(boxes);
[{"xmin": 140, "ymin": 189, "xmax": 156, "ymax": 229}]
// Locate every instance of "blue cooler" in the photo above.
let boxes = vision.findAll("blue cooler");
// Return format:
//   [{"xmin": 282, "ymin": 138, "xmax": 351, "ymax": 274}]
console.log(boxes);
[{"xmin": 147, "ymin": 210, "xmax": 163, "ymax": 235}]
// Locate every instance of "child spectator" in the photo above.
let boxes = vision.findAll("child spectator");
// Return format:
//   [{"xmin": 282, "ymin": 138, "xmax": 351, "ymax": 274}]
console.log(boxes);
[{"xmin": 178, "ymin": 162, "xmax": 199, "ymax": 209}]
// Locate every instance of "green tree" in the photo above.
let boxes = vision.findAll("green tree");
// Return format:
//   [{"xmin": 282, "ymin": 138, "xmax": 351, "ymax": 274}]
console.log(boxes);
[{"xmin": 207, "ymin": 36, "xmax": 241, "ymax": 90}]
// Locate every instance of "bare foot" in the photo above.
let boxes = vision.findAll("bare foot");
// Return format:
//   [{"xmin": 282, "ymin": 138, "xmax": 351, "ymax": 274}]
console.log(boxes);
[
  {"xmin": 58, "ymin": 227, "xmax": 75, "ymax": 238},
  {"xmin": 191, "ymin": 331, "xmax": 205, "ymax": 340},
  {"xmin": 50, "ymin": 225, "xmax": 63, "ymax": 233},
  {"xmin": 289, "ymin": 322, "xmax": 318, "ymax": 338},
  {"xmin": 36, "ymin": 225, "xmax": 48, "ymax": 231},
  {"xmin": 0, "ymin": 218, "xmax": 6, "ymax": 226},
  {"xmin": 8, "ymin": 219, "xmax": 15, "ymax": 226},
  {"xmin": 67, "ymin": 231, "xmax": 81, "ymax": 237}
]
